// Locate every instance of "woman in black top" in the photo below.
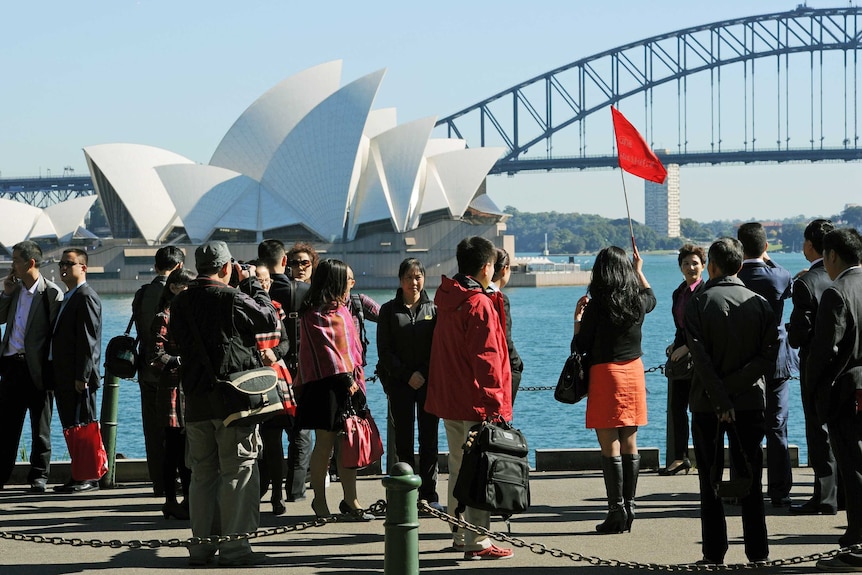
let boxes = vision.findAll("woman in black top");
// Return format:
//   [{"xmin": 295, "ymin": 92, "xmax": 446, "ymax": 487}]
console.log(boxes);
[
  {"xmin": 661, "ymin": 244, "xmax": 706, "ymax": 476},
  {"xmin": 376, "ymin": 258, "xmax": 441, "ymax": 510},
  {"xmin": 574, "ymin": 246, "xmax": 655, "ymax": 534},
  {"xmin": 492, "ymin": 248, "xmax": 524, "ymax": 403}
]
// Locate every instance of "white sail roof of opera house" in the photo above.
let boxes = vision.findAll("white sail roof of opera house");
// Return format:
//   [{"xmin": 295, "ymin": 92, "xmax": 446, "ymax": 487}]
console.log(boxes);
[
  {"xmin": 0, "ymin": 195, "xmax": 98, "ymax": 248},
  {"xmin": 83, "ymin": 61, "xmax": 505, "ymax": 245}
]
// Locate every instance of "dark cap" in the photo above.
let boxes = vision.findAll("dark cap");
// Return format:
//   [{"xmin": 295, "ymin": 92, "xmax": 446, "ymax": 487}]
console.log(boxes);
[{"xmin": 195, "ymin": 241, "xmax": 232, "ymax": 271}]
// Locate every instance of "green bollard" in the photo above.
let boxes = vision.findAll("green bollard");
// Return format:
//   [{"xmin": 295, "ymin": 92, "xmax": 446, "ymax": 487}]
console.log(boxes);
[
  {"xmin": 99, "ymin": 371, "xmax": 121, "ymax": 488},
  {"xmin": 382, "ymin": 462, "xmax": 422, "ymax": 575}
]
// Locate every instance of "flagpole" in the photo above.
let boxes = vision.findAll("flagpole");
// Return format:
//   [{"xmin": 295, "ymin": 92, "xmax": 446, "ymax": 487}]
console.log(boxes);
[{"xmin": 619, "ymin": 168, "xmax": 637, "ymax": 252}]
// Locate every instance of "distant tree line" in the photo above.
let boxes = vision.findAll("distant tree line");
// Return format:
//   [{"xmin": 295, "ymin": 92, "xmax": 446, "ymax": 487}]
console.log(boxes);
[{"xmin": 504, "ymin": 205, "xmax": 862, "ymax": 254}]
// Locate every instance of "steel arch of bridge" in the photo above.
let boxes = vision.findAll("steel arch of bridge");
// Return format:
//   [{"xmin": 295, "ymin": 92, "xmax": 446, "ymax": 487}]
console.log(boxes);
[{"xmin": 436, "ymin": 6, "xmax": 862, "ymax": 175}]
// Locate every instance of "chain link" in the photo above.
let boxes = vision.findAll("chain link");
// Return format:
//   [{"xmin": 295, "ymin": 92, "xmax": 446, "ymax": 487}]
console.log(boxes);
[
  {"xmin": 416, "ymin": 501, "xmax": 862, "ymax": 571},
  {"xmin": 0, "ymin": 497, "xmax": 853, "ymax": 569},
  {"xmin": 0, "ymin": 502, "xmax": 388, "ymax": 550}
]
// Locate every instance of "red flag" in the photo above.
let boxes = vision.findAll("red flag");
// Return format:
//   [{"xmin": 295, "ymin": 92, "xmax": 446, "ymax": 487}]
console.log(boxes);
[{"xmin": 611, "ymin": 106, "xmax": 667, "ymax": 184}]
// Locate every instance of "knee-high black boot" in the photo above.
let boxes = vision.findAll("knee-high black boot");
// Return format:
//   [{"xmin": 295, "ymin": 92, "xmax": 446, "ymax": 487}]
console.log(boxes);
[
  {"xmin": 622, "ymin": 453, "xmax": 640, "ymax": 532},
  {"xmin": 596, "ymin": 456, "xmax": 627, "ymax": 534}
]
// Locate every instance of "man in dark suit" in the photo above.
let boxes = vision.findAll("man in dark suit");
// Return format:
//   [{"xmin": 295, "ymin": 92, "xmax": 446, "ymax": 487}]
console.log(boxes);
[
  {"xmin": 685, "ymin": 237, "xmax": 778, "ymax": 565},
  {"xmin": 257, "ymin": 239, "xmax": 310, "ymax": 505},
  {"xmin": 808, "ymin": 228, "xmax": 862, "ymax": 573},
  {"xmin": 50, "ymin": 248, "xmax": 103, "ymax": 494},
  {"xmin": 0, "ymin": 241, "xmax": 64, "ymax": 492},
  {"xmin": 788, "ymin": 219, "xmax": 842, "ymax": 515},
  {"xmin": 737, "ymin": 222, "xmax": 795, "ymax": 507},
  {"xmin": 131, "ymin": 245, "xmax": 184, "ymax": 496}
]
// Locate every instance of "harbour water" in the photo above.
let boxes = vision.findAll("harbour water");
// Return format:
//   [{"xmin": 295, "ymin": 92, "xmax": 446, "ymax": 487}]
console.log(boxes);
[{"xmin": 17, "ymin": 252, "xmax": 812, "ymax": 467}]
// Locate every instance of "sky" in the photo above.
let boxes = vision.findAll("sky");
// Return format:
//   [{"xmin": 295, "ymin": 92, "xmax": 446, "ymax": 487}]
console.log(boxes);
[{"xmin": 1, "ymin": 0, "xmax": 859, "ymax": 224}]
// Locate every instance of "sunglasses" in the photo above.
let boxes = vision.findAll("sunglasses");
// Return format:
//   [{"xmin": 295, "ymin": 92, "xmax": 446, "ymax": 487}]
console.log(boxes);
[
  {"xmin": 58, "ymin": 260, "xmax": 80, "ymax": 268},
  {"xmin": 288, "ymin": 259, "xmax": 312, "ymax": 268}
]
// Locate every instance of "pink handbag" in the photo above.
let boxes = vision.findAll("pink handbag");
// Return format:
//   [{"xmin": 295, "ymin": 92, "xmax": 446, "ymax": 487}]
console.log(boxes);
[{"xmin": 340, "ymin": 404, "xmax": 383, "ymax": 469}]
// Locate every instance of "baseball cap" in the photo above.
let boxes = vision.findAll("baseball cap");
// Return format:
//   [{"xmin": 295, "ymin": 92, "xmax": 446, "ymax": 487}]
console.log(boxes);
[{"xmin": 195, "ymin": 240, "xmax": 232, "ymax": 271}]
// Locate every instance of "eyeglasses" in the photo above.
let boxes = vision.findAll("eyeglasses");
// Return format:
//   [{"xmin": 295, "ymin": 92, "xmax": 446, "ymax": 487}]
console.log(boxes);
[
  {"xmin": 58, "ymin": 260, "xmax": 80, "ymax": 268},
  {"xmin": 288, "ymin": 259, "xmax": 312, "ymax": 268},
  {"xmin": 347, "ymin": 276, "xmax": 355, "ymax": 284}
]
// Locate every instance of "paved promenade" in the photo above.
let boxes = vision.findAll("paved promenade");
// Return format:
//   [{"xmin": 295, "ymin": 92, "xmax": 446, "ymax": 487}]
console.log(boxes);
[{"xmin": 0, "ymin": 467, "xmax": 852, "ymax": 574}]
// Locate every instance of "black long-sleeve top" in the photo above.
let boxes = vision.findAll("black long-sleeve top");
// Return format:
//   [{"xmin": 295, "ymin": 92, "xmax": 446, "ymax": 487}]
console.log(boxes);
[{"xmin": 575, "ymin": 288, "xmax": 656, "ymax": 364}]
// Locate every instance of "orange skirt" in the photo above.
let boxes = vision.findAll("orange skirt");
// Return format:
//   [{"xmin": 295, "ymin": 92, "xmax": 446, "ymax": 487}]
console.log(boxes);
[{"xmin": 585, "ymin": 358, "xmax": 647, "ymax": 429}]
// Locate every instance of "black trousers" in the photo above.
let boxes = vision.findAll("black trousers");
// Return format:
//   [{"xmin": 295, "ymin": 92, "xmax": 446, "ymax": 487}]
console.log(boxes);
[
  {"xmin": 0, "ymin": 356, "xmax": 53, "ymax": 485},
  {"xmin": 388, "ymin": 382, "xmax": 440, "ymax": 502},
  {"xmin": 54, "ymin": 386, "xmax": 98, "ymax": 429},
  {"xmin": 800, "ymin": 356, "xmax": 840, "ymax": 508},
  {"xmin": 667, "ymin": 377, "xmax": 691, "ymax": 461},
  {"xmin": 828, "ymin": 408, "xmax": 862, "ymax": 548},
  {"xmin": 139, "ymin": 377, "xmax": 166, "ymax": 494},
  {"xmin": 692, "ymin": 410, "xmax": 768, "ymax": 563}
]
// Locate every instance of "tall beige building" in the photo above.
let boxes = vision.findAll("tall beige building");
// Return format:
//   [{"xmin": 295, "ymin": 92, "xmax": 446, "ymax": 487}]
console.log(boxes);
[{"xmin": 644, "ymin": 163, "xmax": 680, "ymax": 238}]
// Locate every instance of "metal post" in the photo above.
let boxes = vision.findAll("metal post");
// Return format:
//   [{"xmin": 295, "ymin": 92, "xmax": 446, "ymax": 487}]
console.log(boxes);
[
  {"xmin": 382, "ymin": 462, "xmax": 421, "ymax": 575},
  {"xmin": 99, "ymin": 371, "xmax": 120, "ymax": 488}
]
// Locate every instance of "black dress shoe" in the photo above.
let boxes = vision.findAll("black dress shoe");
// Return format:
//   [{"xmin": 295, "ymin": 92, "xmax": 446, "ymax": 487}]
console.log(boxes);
[
  {"xmin": 789, "ymin": 500, "xmax": 837, "ymax": 515},
  {"xmin": 29, "ymin": 478, "xmax": 47, "ymax": 493},
  {"xmin": 771, "ymin": 496, "xmax": 792, "ymax": 507},
  {"xmin": 53, "ymin": 480, "xmax": 99, "ymax": 494}
]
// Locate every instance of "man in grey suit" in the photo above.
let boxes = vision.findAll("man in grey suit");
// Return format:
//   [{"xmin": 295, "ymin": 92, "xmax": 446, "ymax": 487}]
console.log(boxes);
[
  {"xmin": 49, "ymin": 248, "xmax": 103, "ymax": 494},
  {"xmin": 809, "ymin": 228, "xmax": 862, "ymax": 573},
  {"xmin": 0, "ymin": 241, "xmax": 64, "ymax": 492}
]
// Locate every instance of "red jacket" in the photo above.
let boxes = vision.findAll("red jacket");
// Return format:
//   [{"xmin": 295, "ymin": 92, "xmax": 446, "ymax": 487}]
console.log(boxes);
[{"xmin": 426, "ymin": 274, "xmax": 512, "ymax": 422}]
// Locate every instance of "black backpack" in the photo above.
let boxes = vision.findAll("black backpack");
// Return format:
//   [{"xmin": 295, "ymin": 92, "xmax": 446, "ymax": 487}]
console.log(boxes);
[{"xmin": 453, "ymin": 418, "xmax": 531, "ymax": 519}]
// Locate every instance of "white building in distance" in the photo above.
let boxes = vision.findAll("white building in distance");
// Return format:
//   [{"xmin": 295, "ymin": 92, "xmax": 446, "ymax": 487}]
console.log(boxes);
[
  {"xmin": 645, "ymin": 163, "xmax": 680, "ymax": 238},
  {"xmin": 83, "ymin": 61, "xmax": 505, "ymax": 245}
]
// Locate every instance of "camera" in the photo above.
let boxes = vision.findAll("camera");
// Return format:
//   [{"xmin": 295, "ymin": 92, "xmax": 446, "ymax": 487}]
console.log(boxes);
[{"xmin": 228, "ymin": 259, "xmax": 250, "ymax": 287}]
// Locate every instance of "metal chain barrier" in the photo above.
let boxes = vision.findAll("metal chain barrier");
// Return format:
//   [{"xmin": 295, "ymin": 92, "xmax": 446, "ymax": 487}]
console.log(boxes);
[
  {"xmin": 416, "ymin": 500, "xmax": 862, "ymax": 572},
  {"xmin": 518, "ymin": 364, "xmax": 798, "ymax": 393},
  {"xmin": 0, "ymin": 500, "xmax": 388, "ymax": 550},
  {"xmin": 1, "ymin": 496, "xmax": 856, "ymax": 570}
]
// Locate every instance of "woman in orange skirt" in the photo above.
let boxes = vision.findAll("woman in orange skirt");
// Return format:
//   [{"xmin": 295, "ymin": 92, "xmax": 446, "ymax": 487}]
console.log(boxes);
[{"xmin": 574, "ymin": 246, "xmax": 655, "ymax": 534}]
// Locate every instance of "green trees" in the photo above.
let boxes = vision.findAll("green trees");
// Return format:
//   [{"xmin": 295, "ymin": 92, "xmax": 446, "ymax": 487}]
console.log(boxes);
[{"xmin": 503, "ymin": 207, "xmax": 847, "ymax": 254}]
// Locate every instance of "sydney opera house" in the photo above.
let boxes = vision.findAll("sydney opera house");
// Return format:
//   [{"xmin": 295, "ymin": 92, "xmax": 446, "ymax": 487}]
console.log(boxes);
[{"xmin": 57, "ymin": 61, "xmax": 510, "ymax": 290}]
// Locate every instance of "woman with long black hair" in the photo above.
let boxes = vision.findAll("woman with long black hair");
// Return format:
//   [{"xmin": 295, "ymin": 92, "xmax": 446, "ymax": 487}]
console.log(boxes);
[
  {"xmin": 574, "ymin": 246, "xmax": 655, "ymax": 533},
  {"xmin": 296, "ymin": 258, "xmax": 373, "ymax": 521}
]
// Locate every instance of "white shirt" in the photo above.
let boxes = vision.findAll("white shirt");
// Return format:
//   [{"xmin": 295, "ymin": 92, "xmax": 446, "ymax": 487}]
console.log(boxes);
[{"xmin": 5, "ymin": 279, "xmax": 39, "ymax": 356}]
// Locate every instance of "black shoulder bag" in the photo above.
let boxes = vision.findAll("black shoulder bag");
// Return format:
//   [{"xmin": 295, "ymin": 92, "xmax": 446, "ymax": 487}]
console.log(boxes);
[
  {"xmin": 104, "ymin": 314, "xmax": 139, "ymax": 379},
  {"xmin": 186, "ymin": 295, "xmax": 281, "ymax": 428},
  {"xmin": 554, "ymin": 336, "xmax": 589, "ymax": 404}
]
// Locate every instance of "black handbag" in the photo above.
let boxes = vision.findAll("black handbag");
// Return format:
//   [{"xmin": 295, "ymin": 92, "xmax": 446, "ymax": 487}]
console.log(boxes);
[
  {"xmin": 453, "ymin": 418, "xmax": 530, "ymax": 518},
  {"xmin": 104, "ymin": 315, "xmax": 138, "ymax": 379},
  {"xmin": 711, "ymin": 421, "xmax": 753, "ymax": 499},
  {"xmin": 554, "ymin": 337, "xmax": 589, "ymax": 404},
  {"xmin": 664, "ymin": 352, "xmax": 694, "ymax": 381}
]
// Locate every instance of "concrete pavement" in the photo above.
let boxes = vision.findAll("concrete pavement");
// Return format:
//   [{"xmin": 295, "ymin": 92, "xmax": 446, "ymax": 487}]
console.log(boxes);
[{"xmin": 0, "ymin": 467, "xmax": 853, "ymax": 574}]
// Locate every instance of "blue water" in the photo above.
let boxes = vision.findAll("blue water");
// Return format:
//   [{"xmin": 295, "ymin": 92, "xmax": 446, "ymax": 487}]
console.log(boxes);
[{"xmin": 17, "ymin": 252, "xmax": 812, "ymax": 466}]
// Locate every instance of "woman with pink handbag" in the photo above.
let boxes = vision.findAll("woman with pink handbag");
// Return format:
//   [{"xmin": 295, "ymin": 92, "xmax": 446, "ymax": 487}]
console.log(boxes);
[{"xmin": 295, "ymin": 259, "xmax": 374, "ymax": 522}]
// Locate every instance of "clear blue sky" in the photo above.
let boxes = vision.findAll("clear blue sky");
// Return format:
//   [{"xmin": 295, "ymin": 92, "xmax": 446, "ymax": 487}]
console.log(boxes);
[{"xmin": 2, "ymin": 0, "xmax": 859, "ymax": 223}]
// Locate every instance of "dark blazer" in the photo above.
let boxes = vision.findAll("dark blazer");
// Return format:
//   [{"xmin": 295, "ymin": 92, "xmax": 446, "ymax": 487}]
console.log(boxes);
[
  {"xmin": 269, "ymin": 273, "xmax": 309, "ymax": 374},
  {"xmin": 0, "ymin": 275, "xmax": 64, "ymax": 390},
  {"xmin": 50, "ymin": 283, "xmax": 102, "ymax": 392},
  {"xmin": 685, "ymin": 276, "xmax": 778, "ymax": 414},
  {"xmin": 738, "ymin": 259, "xmax": 795, "ymax": 379},
  {"xmin": 807, "ymin": 266, "xmax": 862, "ymax": 422},
  {"xmin": 787, "ymin": 259, "xmax": 831, "ymax": 353}
]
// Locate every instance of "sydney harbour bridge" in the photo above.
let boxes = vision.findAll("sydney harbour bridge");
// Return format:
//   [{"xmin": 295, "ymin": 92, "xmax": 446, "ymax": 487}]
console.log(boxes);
[{"xmin": 2, "ymin": 6, "xmax": 860, "ymax": 207}]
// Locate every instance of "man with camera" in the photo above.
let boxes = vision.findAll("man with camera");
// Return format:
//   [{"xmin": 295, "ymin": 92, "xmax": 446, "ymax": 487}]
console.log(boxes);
[
  {"xmin": 168, "ymin": 241, "xmax": 277, "ymax": 567},
  {"xmin": 684, "ymin": 237, "xmax": 778, "ymax": 566}
]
